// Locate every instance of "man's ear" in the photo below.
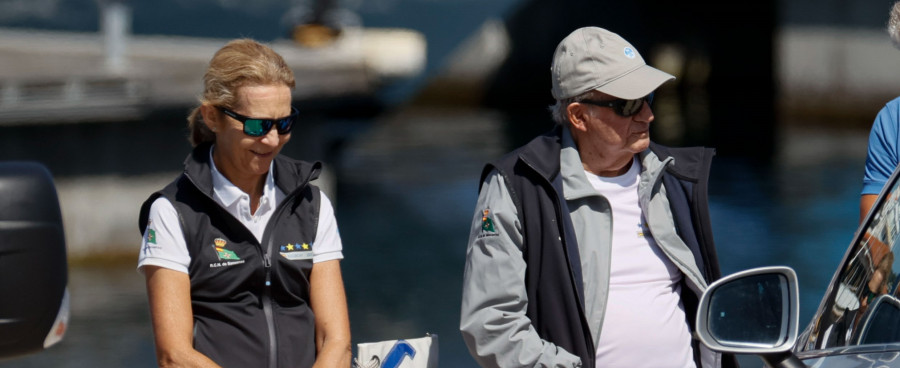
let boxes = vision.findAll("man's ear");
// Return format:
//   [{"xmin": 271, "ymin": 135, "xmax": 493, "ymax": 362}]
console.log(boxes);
[
  {"xmin": 199, "ymin": 104, "xmax": 219, "ymax": 133},
  {"xmin": 567, "ymin": 102, "xmax": 588, "ymax": 132}
]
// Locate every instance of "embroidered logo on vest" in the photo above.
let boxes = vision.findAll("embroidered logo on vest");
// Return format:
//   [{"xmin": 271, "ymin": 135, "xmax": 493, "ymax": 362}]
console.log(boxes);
[
  {"xmin": 210, "ymin": 238, "xmax": 245, "ymax": 268},
  {"xmin": 214, "ymin": 238, "xmax": 241, "ymax": 260},
  {"xmin": 482, "ymin": 209, "xmax": 496, "ymax": 232},
  {"xmin": 477, "ymin": 208, "xmax": 500, "ymax": 239}
]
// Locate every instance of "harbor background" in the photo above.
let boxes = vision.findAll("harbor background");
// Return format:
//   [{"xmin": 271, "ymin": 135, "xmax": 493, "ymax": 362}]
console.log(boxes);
[{"xmin": 0, "ymin": 0, "xmax": 897, "ymax": 366}]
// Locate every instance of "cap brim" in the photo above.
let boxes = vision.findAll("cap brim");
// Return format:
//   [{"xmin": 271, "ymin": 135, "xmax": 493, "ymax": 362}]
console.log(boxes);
[{"xmin": 594, "ymin": 65, "xmax": 675, "ymax": 99}]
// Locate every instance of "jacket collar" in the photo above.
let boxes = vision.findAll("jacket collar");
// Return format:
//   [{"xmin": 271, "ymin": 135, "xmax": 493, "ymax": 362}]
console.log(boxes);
[
  {"xmin": 517, "ymin": 125, "xmax": 563, "ymax": 182},
  {"xmin": 647, "ymin": 142, "xmax": 705, "ymax": 182},
  {"xmin": 208, "ymin": 145, "xmax": 277, "ymax": 208},
  {"xmin": 559, "ymin": 127, "xmax": 672, "ymax": 201},
  {"xmin": 184, "ymin": 142, "xmax": 216, "ymax": 197},
  {"xmin": 560, "ymin": 127, "xmax": 600, "ymax": 201},
  {"xmin": 183, "ymin": 142, "xmax": 322, "ymax": 197},
  {"xmin": 515, "ymin": 126, "xmax": 693, "ymax": 199},
  {"xmin": 271, "ymin": 153, "xmax": 321, "ymax": 195}
]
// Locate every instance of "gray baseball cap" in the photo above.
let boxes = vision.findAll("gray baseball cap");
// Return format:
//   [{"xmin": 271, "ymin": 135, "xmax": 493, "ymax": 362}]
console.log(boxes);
[{"xmin": 551, "ymin": 27, "xmax": 674, "ymax": 100}]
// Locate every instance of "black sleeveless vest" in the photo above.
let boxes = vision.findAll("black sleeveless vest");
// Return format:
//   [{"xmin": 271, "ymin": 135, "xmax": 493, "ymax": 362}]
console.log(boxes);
[
  {"xmin": 139, "ymin": 143, "xmax": 322, "ymax": 368},
  {"xmin": 481, "ymin": 126, "xmax": 732, "ymax": 368}
]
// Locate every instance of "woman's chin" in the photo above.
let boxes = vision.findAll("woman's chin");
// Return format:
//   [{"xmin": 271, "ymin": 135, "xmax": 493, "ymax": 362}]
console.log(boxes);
[{"xmin": 246, "ymin": 158, "xmax": 274, "ymax": 177}]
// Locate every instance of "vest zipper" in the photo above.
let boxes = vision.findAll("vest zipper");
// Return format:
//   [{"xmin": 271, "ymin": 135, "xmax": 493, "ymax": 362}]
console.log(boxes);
[
  {"xmin": 520, "ymin": 157, "xmax": 597, "ymax": 363},
  {"xmin": 263, "ymin": 252, "xmax": 277, "ymax": 368},
  {"xmin": 260, "ymin": 179, "xmax": 312, "ymax": 368},
  {"xmin": 183, "ymin": 170, "xmax": 281, "ymax": 367}
]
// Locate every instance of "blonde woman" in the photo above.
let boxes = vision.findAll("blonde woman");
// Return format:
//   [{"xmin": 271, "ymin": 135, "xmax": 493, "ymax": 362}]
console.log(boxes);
[{"xmin": 138, "ymin": 39, "xmax": 350, "ymax": 367}]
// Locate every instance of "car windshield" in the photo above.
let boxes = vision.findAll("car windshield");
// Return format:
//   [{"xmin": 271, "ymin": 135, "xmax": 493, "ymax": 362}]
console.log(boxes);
[{"xmin": 800, "ymin": 167, "xmax": 900, "ymax": 351}]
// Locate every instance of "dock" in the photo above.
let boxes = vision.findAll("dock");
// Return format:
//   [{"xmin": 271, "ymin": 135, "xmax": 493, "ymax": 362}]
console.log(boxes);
[{"xmin": 0, "ymin": 26, "xmax": 426, "ymax": 124}]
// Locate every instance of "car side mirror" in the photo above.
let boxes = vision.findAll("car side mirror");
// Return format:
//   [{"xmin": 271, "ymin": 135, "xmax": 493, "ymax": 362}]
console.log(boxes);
[
  {"xmin": 697, "ymin": 267, "xmax": 803, "ymax": 367},
  {"xmin": 0, "ymin": 162, "xmax": 69, "ymax": 360}
]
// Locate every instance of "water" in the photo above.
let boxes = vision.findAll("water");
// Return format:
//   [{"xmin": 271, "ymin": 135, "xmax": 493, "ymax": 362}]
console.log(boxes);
[{"xmin": 710, "ymin": 157, "xmax": 864, "ymax": 304}]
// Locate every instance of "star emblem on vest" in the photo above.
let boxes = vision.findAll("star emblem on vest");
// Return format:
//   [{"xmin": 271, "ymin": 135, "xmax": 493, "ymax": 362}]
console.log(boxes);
[
  {"xmin": 280, "ymin": 242, "xmax": 314, "ymax": 260},
  {"xmin": 213, "ymin": 238, "xmax": 240, "ymax": 260}
]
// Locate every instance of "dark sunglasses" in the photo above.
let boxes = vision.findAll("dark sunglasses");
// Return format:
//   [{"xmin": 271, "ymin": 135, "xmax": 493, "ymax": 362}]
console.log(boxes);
[
  {"xmin": 579, "ymin": 92, "xmax": 654, "ymax": 117},
  {"xmin": 217, "ymin": 106, "xmax": 299, "ymax": 137}
]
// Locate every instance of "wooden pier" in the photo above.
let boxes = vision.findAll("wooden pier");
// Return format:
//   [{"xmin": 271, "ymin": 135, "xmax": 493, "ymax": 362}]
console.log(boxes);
[{"xmin": 0, "ymin": 26, "xmax": 426, "ymax": 124}]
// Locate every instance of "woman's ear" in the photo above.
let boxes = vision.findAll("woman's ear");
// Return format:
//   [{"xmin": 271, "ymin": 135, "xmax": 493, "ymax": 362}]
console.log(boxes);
[
  {"xmin": 567, "ymin": 102, "xmax": 588, "ymax": 132},
  {"xmin": 199, "ymin": 104, "xmax": 219, "ymax": 133}
]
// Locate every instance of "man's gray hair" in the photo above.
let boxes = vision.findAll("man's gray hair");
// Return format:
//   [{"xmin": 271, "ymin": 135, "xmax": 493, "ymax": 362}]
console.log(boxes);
[
  {"xmin": 890, "ymin": 1, "xmax": 900, "ymax": 48},
  {"xmin": 548, "ymin": 91, "xmax": 594, "ymax": 126}
]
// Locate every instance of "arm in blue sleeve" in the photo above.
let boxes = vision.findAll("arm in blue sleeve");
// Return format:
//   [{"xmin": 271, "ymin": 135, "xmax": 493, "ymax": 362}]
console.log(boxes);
[{"xmin": 864, "ymin": 98, "xmax": 900, "ymax": 195}]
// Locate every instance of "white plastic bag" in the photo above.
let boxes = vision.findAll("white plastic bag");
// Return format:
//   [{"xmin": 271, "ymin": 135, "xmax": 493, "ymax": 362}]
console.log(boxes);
[{"xmin": 354, "ymin": 334, "xmax": 438, "ymax": 368}]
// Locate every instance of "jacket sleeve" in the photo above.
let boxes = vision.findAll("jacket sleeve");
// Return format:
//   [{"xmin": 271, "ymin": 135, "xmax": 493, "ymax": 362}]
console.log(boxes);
[{"xmin": 460, "ymin": 170, "xmax": 583, "ymax": 368}]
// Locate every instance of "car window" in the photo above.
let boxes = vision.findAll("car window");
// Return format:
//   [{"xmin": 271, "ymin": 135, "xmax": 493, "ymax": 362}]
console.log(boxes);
[{"xmin": 801, "ymin": 172, "xmax": 900, "ymax": 351}]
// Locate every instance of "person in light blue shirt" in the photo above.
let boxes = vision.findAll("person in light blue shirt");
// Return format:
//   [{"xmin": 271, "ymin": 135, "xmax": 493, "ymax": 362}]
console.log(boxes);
[
  {"xmin": 861, "ymin": 97, "xmax": 900, "ymax": 222},
  {"xmin": 861, "ymin": 1, "xmax": 900, "ymax": 221}
]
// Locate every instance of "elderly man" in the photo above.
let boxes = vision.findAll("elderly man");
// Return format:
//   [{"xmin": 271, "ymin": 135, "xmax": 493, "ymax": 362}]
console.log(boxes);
[{"xmin": 460, "ymin": 27, "xmax": 734, "ymax": 368}]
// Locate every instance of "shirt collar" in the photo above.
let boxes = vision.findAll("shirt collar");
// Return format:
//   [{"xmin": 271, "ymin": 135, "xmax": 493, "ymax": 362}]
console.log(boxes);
[{"xmin": 209, "ymin": 145, "xmax": 276, "ymax": 207}]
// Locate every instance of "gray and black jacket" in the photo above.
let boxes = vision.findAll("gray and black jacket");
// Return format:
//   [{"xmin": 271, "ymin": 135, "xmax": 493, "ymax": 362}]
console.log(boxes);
[
  {"xmin": 139, "ymin": 143, "xmax": 322, "ymax": 368},
  {"xmin": 460, "ymin": 126, "xmax": 736, "ymax": 368}
]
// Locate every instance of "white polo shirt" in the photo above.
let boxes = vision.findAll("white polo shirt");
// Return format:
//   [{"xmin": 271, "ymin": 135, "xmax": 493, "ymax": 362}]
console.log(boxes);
[{"xmin": 138, "ymin": 150, "xmax": 343, "ymax": 273}]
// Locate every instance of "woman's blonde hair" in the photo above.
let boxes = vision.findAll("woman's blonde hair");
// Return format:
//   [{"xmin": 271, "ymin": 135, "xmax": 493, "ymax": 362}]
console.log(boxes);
[{"xmin": 187, "ymin": 38, "xmax": 296, "ymax": 146}]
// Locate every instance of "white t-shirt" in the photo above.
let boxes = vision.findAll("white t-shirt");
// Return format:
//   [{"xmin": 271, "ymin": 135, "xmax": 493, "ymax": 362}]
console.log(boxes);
[
  {"xmin": 585, "ymin": 159, "xmax": 694, "ymax": 368},
  {"xmin": 138, "ymin": 152, "xmax": 343, "ymax": 274}
]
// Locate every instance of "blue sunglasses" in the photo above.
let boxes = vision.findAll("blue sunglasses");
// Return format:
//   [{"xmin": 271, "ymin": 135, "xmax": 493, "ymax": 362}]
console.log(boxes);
[{"xmin": 217, "ymin": 106, "xmax": 299, "ymax": 137}]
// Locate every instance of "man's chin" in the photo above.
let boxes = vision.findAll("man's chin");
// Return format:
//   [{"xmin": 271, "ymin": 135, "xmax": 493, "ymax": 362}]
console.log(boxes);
[{"xmin": 630, "ymin": 139, "xmax": 651, "ymax": 153}]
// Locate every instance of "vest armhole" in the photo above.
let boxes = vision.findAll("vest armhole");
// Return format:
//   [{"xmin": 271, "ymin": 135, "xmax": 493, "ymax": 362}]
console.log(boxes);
[
  {"xmin": 139, "ymin": 174, "xmax": 193, "ymax": 252},
  {"xmin": 173, "ymin": 198, "xmax": 189, "ymax": 251},
  {"xmin": 482, "ymin": 164, "xmax": 525, "ymax": 225},
  {"xmin": 138, "ymin": 192, "xmax": 164, "ymax": 234},
  {"xmin": 139, "ymin": 192, "xmax": 190, "ymax": 252},
  {"xmin": 310, "ymin": 186, "xmax": 321, "ymax": 243},
  {"xmin": 284, "ymin": 183, "xmax": 322, "ymax": 244}
]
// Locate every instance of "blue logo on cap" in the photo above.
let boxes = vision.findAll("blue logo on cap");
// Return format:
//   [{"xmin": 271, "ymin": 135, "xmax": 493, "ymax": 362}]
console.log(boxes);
[{"xmin": 624, "ymin": 47, "xmax": 636, "ymax": 59}]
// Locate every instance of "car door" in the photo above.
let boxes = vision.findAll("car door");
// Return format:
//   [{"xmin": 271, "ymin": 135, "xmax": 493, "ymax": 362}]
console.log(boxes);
[{"xmin": 796, "ymin": 163, "xmax": 900, "ymax": 360}]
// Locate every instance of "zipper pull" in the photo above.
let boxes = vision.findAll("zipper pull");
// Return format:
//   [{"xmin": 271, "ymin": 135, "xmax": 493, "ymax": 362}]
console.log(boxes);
[{"xmin": 264, "ymin": 254, "xmax": 272, "ymax": 287}]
